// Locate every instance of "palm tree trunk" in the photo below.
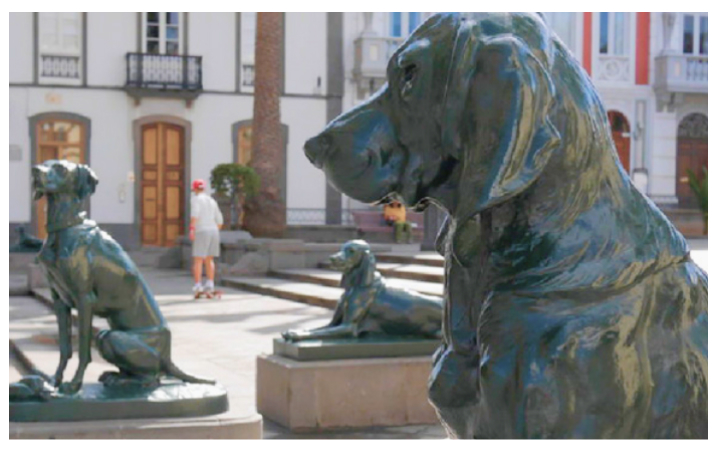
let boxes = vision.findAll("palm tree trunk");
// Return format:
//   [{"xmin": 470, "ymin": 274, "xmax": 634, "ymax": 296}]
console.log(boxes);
[{"xmin": 244, "ymin": 12, "xmax": 286, "ymax": 237}]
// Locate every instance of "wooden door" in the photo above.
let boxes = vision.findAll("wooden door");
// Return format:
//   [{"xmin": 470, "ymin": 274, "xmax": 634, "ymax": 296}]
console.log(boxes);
[
  {"xmin": 141, "ymin": 123, "xmax": 185, "ymax": 247},
  {"xmin": 608, "ymin": 111, "xmax": 631, "ymax": 173},
  {"xmin": 676, "ymin": 139, "xmax": 708, "ymax": 205},
  {"xmin": 35, "ymin": 119, "xmax": 86, "ymax": 239},
  {"xmin": 676, "ymin": 113, "xmax": 708, "ymax": 206}
]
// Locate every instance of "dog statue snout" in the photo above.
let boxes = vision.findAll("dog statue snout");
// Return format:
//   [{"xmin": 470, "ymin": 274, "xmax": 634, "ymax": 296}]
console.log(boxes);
[{"xmin": 304, "ymin": 134, "xmax": 333, "ymax": 169}]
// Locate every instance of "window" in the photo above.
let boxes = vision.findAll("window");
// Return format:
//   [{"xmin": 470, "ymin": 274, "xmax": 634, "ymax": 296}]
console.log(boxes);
[
  {"xmin": 599, "ymin": 12, "xmax": 629, "ymax": 56},
  {"xmin": 683, "ymin": 14, "xmax": 708, "ymax": 55},
  {"xmin": 38, "ymin": 12, "xmax": 83, "ymax": 82},
  {"xmin": 143, "ymin": 12, "xmax": 182, "ymax": 55},
  {"xmin": 389, "ymin": 12, "xmax": 423, "ymax": 38},
  {"xmin": 240, "ymin": 12, "xmax": 256, "ymax": 92}
]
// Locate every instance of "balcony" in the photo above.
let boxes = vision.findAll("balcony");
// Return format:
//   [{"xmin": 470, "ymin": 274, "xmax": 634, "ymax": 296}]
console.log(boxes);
[
  {"xmin": 124, "ymin": 53, "xmax": 203, "ymax": 106},
  {"xmin": 654, "ymin": 54, "xmax": 708, "ymax": 109},
  {"xmin": 353, "ymin": 35, "xmax": 404, "ymax": 99}
]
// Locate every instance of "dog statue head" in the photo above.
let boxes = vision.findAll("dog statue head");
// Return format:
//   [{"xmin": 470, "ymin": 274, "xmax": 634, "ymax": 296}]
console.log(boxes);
[
  {"xmin": 330, "ymin": 240, "xmax": 378, "ymax": 288},
  {"xmin": 305, "ymin": 12, "xmax": 560, "ymax": 224},
  {"xmin": 32, "ymin": 160, "xmax": 99, "ymax": 201}
]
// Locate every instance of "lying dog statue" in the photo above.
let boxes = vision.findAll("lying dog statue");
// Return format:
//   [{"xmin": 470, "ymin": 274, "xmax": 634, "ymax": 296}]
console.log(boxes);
[
  {"xmin": 282, "ymin": 240, "xmax": 442, "ymax": 341},
  {"xmin": 304, "ymin": 13, "xmax": 707, "ymax": 439},
  {"xmin": 28, "ymin": 160, "xmax": 213, "ymax": 397}
]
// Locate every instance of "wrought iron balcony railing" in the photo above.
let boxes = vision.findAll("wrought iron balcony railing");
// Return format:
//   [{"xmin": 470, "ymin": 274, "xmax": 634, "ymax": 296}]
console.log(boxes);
[
  {"xmin": 241, "ymin": 63, "xmax": 255, "ymax": 88},
  {"xmin": 125, "ymin": 53, "xmax": 202, "ymax": 90}
]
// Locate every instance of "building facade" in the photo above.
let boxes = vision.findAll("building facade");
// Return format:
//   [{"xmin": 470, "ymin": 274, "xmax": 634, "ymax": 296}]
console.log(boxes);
[{"xmin": 9, "ymin": 12, "xmax": 708, "ymax": 249}]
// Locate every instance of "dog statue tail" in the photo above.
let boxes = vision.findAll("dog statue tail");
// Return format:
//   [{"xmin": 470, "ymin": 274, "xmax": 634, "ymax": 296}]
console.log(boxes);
[{"xmin": 162, "ymin": 359, "xmax": 216, "ymax": 385}]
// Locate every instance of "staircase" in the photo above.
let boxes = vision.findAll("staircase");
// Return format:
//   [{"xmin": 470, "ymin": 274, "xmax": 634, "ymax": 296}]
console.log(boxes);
[{"xmin": 222, "ymin": 252, "xmax": 445, "ymax": 309}]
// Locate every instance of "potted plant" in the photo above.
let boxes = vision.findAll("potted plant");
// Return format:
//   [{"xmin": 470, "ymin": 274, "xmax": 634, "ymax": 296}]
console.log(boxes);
[
  {"xmin": 210, "ymin": 163, "xmax": 260, "ymax": 230},
  {"xmin": 687, "ymin": 166, "xmax": 707, "ymax": 235}
]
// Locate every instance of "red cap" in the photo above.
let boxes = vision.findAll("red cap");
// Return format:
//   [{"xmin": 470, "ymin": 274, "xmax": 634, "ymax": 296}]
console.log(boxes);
[{"xmin": 192, "ymin": 179, "xmax": 206, "ymax": 191}]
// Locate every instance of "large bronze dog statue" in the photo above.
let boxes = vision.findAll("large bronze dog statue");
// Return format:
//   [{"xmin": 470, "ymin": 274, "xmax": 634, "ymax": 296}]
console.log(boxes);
[
  {"xmin": 27, "ymin": 160, "xmax": 213, "ymax": 397},
  {"xmin": 282, "ymin": 240, "xmax": 442, "ymax": 341},
  {"xmin": 304, "ymin": 13, "xmax": 707, "ymax": 438}
]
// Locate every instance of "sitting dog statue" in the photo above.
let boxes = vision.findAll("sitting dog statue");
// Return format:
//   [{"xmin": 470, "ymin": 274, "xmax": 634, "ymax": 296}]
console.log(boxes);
[
  {"xmin": 29, "ymin": 159, "xmax": 213, "ymax": 397},
  {"xmin": 304, "ymin": 13, "xmax": 707, "ymax": 438},
  {"xmin": 282, "ymin": 240, "xmax": 442, "ymax": 341}
]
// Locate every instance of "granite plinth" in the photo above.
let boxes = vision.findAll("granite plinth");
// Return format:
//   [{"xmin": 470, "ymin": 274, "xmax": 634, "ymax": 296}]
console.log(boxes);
[
  {"xmin": 256, "ymin": 354, "xmax": 438, "ymax": 430},
  {"xmin": 273, "ymin": 337, "xmax": 440, "ymax": 361},
  {"xmin": 10, "ymin": 380, "xmax": 229, "ymax": 422}
]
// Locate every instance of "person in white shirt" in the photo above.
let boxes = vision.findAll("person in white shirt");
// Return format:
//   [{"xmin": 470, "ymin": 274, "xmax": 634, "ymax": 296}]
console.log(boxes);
[{"xmin": 189, "ymin": 179, "xmax": 223, "ymax": 297}]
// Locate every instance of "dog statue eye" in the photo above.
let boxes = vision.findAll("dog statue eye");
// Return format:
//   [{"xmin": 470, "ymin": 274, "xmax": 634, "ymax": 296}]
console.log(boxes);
[{"xmin": 400, "ymin": 64, "xmax": 418, "ymax": 99}]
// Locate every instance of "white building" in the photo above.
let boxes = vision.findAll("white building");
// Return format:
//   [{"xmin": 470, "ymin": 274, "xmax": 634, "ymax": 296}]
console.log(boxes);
[{"xmin": 9, "ymin": 12, "xmax": 708, "ymax": 249}]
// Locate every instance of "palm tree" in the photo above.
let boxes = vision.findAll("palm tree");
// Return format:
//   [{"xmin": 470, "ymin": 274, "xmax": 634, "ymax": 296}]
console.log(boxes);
[{"xmin": 244, "ymin": 12, "xmax": 286, "ymax": 237}]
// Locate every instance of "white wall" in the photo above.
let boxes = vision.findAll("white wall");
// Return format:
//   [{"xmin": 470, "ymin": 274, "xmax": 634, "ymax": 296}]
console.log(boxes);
[
  {"xmin": 649, "ymin": 111, "xmax": 678, "ymax": 198},
  {"xmin": 189, "ymin": 13, "xmax": 236, "ymax": 92},
  {"xmin": 285, "ymin": 13, "xmax": 327, "ymax": 96},
  {"xmin": 87, "ymin": 12, "xmax": 136, "ymax": 87},
  {"xmin": 9, "ymin": 89, "xmax": 31, "ymax": 222},
  {"xmin": 186, "ymin": 94, "xmax": 254, "ymax": 184},
  {"xmin": 9, "ymin": 12, "xmax": 34, "ymax": 84},
  {"xmin": 281, "ymin": 97, "xmax": 327, "ymax": 210}
]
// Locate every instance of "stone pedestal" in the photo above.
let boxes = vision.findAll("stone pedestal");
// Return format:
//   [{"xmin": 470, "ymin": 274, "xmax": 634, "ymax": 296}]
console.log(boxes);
[{"xmin": 256, "ymin": 354, "xmax": 438, "ymax": 430}]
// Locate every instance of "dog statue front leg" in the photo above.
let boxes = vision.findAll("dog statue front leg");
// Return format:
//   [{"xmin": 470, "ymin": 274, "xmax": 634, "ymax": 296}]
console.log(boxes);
[
  {"xmin": 52, "ymin": 289, "xmax": 72, "ymax": 387},
  {"xmin": 59, "ymin": 296, "xmax": 94, "ymax": 395}
]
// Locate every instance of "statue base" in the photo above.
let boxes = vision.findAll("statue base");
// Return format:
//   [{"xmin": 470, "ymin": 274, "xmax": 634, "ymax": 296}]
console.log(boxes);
[
  {"xmin": 273, "ymin": 337, "xmax": 440, "ymax": 361},
  {"xmin": 256, "ymin": 354, "xmax": 438, "ymax": 430},
  {"xmin": 10, "ymin": 380, "xmax": 229, "ymax": 423}
]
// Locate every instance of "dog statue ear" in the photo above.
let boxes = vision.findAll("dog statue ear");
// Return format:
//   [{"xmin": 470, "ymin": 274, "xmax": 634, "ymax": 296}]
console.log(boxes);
[
  {"xmin": 359, "ymin": 250, "xmax": 377, "ymax": 287},
  {"xmin": 75, "ymin": 164, "xmax": 99, "ymax": 200},
  {"xmin": 441, "ymin": 22, "xmax": 560, "ymax": 223}
]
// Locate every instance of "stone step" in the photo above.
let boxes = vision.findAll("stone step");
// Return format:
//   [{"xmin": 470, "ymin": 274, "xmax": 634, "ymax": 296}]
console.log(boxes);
[
  {"xmin": 222, "ymin": 277, "xmax": 340, "ymax": 309},
  {"xmin": 271, "ymin": 268, "xmax": 443, "ymax": 297},
  {"xmin": 319, "ymin": 261, "xmax": 444, "ymax": 284},
  {"xmin": 375, "ymin": 253, "xmax": 445, "ymax": 268}
]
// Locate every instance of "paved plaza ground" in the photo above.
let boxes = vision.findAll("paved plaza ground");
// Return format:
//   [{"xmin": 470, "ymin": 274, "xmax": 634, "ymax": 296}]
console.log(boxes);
[{"xmin": 8, "ymin": 238, "xmax": 708, "ymax": 438}]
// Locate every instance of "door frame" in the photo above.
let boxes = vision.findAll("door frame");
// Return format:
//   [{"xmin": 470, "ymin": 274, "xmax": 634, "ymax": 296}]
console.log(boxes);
[
  {"xmin": 133, "ymin": 115, "xmax": 192, "ymax": 246},
  {"xmin": 29, "ymin": 111, "xmax": 91, "ymax": 238},
  {"xmin": 607, "ymin": 109, "xmax": 632, "ymax": 173}
]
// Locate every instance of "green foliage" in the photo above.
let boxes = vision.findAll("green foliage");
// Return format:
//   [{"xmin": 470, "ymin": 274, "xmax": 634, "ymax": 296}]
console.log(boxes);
[
  {"xmin": 687, "ymin": 166, "xmax": 708, "ymax": 231},
  {"xmin": 210, "ymin": 163, "xmax": 260, "ymax": 199},
  {"xmin": 210, "ymin": 163, "xmax": 260, "ymax": 228}
]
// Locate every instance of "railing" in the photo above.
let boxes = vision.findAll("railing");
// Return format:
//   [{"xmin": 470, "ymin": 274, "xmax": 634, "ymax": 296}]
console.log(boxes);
[
  {"xmin": 40, "ymin": 55, "xmax": 81, "ymax": 79},
  {"xmin": 654, "ymin": 53, "xmax": 708, "ymax": 94},
  {"xmin": 125, "ymin": 53, "xmax": 202, "ymax": 90},
  {"xmin": 241, "ymin": 63, "xmax": 255, "ymax": 87},
  {"xmin": 286, "ymin": 208, "xmax": 355, "ymax": 226}
]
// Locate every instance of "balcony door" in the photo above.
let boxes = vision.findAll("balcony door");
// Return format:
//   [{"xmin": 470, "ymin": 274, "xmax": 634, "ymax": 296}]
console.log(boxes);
[
  {"xmin": 34, "ymin": 118, "xmax": 87, "ymax": 240},
  {"xmin": 141, "ymin": 122, "xmax": 185, "ymax": 247}
]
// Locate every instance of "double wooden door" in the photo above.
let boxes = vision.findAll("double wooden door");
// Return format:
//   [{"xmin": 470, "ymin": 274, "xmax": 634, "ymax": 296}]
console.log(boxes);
[
  {"xmin": 35, "ymin": 119, "xmax": 86, "ymax": 240},
  {"xmin": 141, "ymin": 123, "xmax": 185, "ymax": 247}
]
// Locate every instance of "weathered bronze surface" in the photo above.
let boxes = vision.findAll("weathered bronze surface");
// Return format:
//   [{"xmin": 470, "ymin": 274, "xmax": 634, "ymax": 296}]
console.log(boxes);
[
  {"xmin": 304, "ymin": 13, "xmax": 707, "ymax": 439},
  {"xmin": 11, "ymin": 160, "xmax": 226, "ymax": 421},
  {"xmin": 9, "ymin": 226, "xmax": 43, "ymax": 252},
  {"xmin": 282, "ymin": 240, "xmax": 443, "ymax": 341}
]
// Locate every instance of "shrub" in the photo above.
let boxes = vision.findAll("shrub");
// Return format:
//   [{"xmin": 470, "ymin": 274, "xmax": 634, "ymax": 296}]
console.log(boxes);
[{"xmin": 210, "ymin": 163, "xmax": 260, "ymax": 229}]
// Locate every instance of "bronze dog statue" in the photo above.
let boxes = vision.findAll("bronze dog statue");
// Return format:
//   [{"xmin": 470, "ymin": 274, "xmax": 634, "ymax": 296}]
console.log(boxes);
[
  {"xmin": 304, "ymin": 13, "xmax": 707, "ymax": 438},
  {"xmin": 29, "ymin": 159, "xmax": 213, "ymax": 396},
  {"xmin": 282, "ymin": 240, "xmax": 442, "ymax": 341}
]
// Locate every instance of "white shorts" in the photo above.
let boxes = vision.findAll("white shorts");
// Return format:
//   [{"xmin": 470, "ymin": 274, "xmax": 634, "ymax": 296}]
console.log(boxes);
[{"xmin": 193, "ymin": 229, "xmax": 220, "ymax": 258}]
